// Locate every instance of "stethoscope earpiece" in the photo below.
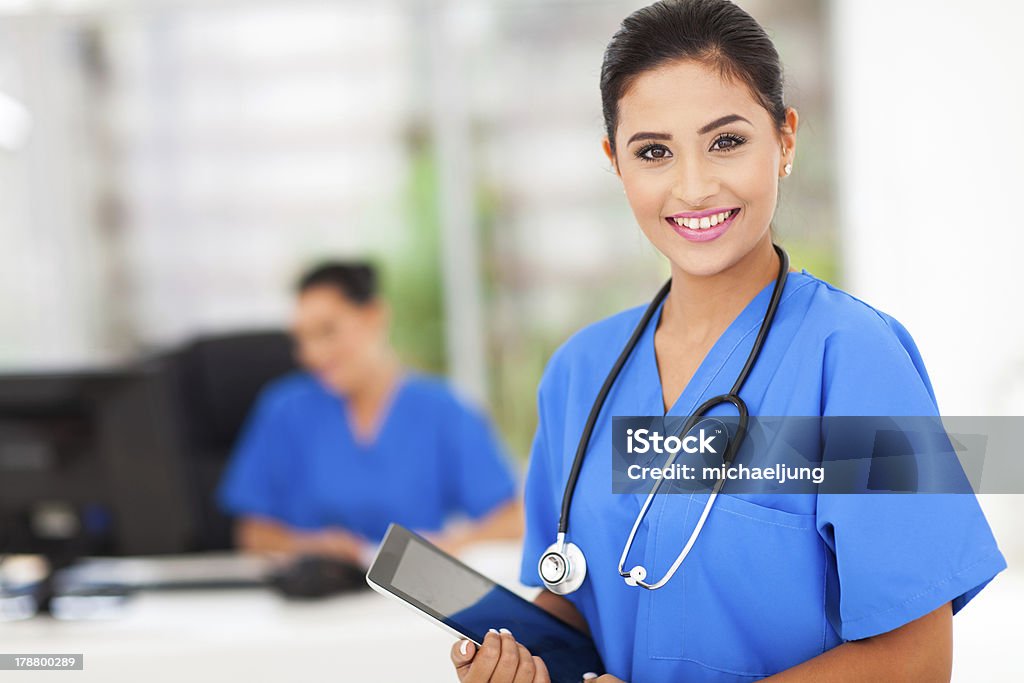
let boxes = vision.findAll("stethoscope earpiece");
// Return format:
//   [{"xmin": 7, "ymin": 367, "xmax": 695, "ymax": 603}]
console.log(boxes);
[{"xmin": 624, "ymin": 565, "xmax": 646, "ymax": 587}]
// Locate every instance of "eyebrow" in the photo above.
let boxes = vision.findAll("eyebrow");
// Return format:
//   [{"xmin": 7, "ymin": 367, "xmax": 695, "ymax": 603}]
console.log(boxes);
[
  {"xmin": 625, "ymin": 131, "xmax": 672, "ymax": 146},
  {"xmin": 698, "ymin": 114, "xmax": 752, "ymax": 135},
  {"xmin": 624, "ymin": 114, "xmax": 753, "ymax": 146}
]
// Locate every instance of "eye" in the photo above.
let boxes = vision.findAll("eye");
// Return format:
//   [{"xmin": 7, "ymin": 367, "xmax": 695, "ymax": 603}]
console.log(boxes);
[
  {"xmin": 634, "ymin": 143, "xmax": 672, "ymax": 162},
  {"xmin": 710, "ymin": 133, "xmax": 747, "ymax": 152}
]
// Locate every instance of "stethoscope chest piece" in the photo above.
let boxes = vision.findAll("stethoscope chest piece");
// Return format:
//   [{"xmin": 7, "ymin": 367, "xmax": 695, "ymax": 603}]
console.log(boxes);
[{"xmin": 539, "ymin": 535, "xmax": 587, "ymax": 595}]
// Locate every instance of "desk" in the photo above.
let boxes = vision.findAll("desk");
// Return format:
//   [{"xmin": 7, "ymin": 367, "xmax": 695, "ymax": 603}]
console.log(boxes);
[
  {"xmin": 0, "ymin": 547, "xmax": 1021, "ymax": 682},
  {"xmin": 0, "ymin": 543, "xmax": 533, "ymax": 683},
  {"xmin": 0, "ymin": 588, "xmax": 461, "ymax": 682}
]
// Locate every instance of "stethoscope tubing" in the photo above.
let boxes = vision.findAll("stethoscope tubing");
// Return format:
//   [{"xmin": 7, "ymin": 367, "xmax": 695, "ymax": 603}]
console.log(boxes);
[
  {"xmin": 556, "ymin": 278, "xmax": 672, "ymax": 536},
  {"xmin": 551, "ymin": 244, "xmax": 790, "ymax": 591}
]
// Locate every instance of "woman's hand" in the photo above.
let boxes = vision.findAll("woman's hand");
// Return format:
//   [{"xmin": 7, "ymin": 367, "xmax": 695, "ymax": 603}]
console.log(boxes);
[
  {"xmin": 427, "ymin": 500, "xmax": 525, "ymax": 557},
  {"xmin": 297, "ymin": 527, "xmax": 370, "ymax": 565},
  {"xmin": 450, "ymin": 630, "xmax": 618, "ymax": 682},
  {"xmin": 236, "ymin": 517, "xmax": 370, "ymax": 565},
  {"xmin": 450, "ymin": 629, "xmax": 551, "ymax": 683}
]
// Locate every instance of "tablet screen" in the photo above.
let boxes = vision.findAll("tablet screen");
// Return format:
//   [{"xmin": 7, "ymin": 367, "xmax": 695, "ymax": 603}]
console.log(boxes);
[{"xmin": 367, "ymin": 524, "xmax": 604, "ymax": 683}]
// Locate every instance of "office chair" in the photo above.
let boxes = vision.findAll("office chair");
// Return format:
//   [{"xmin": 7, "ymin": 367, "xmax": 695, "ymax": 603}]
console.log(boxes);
[{"xmin": 158, "ymin": 331, "xmax": 297, "ymax": 551}]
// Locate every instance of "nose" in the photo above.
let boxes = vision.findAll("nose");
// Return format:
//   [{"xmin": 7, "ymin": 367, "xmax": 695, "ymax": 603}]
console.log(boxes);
[{"xmin": 671, "ymin": 154, "xmax": 719, "ymax": 208}]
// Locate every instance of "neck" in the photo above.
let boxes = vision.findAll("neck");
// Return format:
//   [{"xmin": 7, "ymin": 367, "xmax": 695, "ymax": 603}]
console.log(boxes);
[
  {"xmin": 348, "ymin": 351, "xmax": 402, "ymax": 414},
  {"xmin": 660, "ymin": 237, "xmax": 781, "ymax": 343}
]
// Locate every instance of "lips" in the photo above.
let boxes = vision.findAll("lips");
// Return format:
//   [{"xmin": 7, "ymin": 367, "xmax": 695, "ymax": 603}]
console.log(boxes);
[
  {"xmin": 665, "ymin": 208, "xmax": 740, "ymax": 243},
  {"xmin": 668, "ymin": 207, "xmax": 740, "ymax": 230}
]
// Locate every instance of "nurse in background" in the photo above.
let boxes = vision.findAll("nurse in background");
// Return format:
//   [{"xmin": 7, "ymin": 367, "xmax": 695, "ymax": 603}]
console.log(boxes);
[{"xmin": 218, "ymin": 261, "xmax": 522, "ymax": 565}]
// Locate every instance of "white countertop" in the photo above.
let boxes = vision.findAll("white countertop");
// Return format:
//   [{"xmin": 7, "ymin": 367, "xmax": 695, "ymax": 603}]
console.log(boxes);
[{"xmin": 0, "ymin": 543, "xmax": 1020, "ymax": 682}]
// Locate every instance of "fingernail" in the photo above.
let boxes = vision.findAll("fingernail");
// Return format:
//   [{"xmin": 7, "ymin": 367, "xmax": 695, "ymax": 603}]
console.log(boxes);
[
  {"xmin": 488, "ymin": 628, "xmax": 499, "ymax": 634},
  {"xmin": 583, "ymin": 673, "xmax": 598, "ymax": 680},
  {"xmin": 459, "ymin": 639, "xmax": 469, "ymax": 656},
  {"xmin": 499, "ymin": 627, "xmax": 512, "ymax": 635}
]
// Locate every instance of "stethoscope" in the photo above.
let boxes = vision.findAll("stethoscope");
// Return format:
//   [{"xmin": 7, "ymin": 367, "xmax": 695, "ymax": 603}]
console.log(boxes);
[{"xmin": 538, "ymin": 244, "xmax": 790, "ymax": 594}]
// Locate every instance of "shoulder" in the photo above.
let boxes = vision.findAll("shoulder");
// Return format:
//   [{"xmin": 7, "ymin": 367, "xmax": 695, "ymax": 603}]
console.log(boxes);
[
  {"xmin": 399, "ymin": 372, "xmax": 448, "ymax": 397},
  {"xmin": 792, "ymin": 272, "xmax": 937, "ymax": 411},
  {"xmin": 399, "ymin": 372, "xmax": 456, "ymax": 403},
  {"xmin": 255, "ymin": 371, "xmax": 331, "ymax": 415},
  {"xmin": 795, "ymin": 272, "xmax": 924, "ymax": 360},
  {"xmin": 399, "ymin": 372, "xmax": 484, "ymax": 418},
  {"xmin": 539, "ymin": 304, "xmax": 649, "ymax": 398}
]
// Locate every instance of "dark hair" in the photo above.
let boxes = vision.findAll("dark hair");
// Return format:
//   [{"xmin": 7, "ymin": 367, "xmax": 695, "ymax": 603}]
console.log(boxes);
[
  {"xmin": 297, "ymin": 261, "xmax": 378, "ymax": 305},
  {"xmin": 600, "ymin": 0, "xmax": 786, "ymax": 156}
]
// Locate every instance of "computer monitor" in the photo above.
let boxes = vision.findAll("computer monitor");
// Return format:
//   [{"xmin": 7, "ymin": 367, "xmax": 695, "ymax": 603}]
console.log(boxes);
[
  {"xmin": 0, "ymin": 367, "xmax": 193, "ymax": 563},
  {"xmin": 0, "ymin": 333, "xmax": 296, "ymax": 615}
]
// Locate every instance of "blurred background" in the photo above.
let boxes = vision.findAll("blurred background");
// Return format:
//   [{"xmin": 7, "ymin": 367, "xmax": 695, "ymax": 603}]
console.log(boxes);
[
  {"xmin": 0, "ymin": 0, "xmax": 1021, "ymax": 680},
  {"xmin": 0, "ymin": 0, "xmax": 839, "ymax": 454}
]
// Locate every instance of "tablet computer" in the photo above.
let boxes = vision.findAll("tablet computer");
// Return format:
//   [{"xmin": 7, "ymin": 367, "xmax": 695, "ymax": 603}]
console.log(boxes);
[{"xmin": 366, "ymin": 523, "xmax": 605, "ymax": 683}]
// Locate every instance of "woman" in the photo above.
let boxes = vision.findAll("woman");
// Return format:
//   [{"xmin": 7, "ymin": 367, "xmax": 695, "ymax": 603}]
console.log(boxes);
[
  {"xmin": 449, "ymin": 1, "xmax": 1005, "ymax": 681},
  {"xmin": 218, "ymin": 261, "xmax": 522, "ymax": 565}
]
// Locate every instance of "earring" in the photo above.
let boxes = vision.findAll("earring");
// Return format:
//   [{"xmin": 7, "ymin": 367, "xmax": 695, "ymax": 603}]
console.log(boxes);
[{"xmin": 783, "ymin": 163, "xmax": 793, "ymax": 176}]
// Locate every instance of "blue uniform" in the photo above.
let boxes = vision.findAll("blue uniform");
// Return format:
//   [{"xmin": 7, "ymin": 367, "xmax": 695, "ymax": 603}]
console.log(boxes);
[
  {"xmin": 219, "ymin": 372, "xmax": 518, "ymax": 543},
  {"xmin": 520, "ymin": 270, "xmax": 1006, "ymax": 682}
]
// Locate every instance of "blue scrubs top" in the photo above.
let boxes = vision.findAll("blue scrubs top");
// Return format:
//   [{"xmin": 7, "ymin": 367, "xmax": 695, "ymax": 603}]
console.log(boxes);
[
  {"xmin": 520, "ymin": 270, "xmax": 1006, "ymax": 682},
  {"xmin": 218, "ymin": 372, "xmax": 518, "ymax": 542}
]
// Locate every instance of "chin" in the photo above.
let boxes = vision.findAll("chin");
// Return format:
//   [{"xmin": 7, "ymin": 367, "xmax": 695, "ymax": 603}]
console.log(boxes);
[
  {"xmin": 659, "ymin": 244, "xmax": 737, "ymax": 279},
  {"xmin": 654, "ymin": 228, "xmax": 769, "ymax": 280}
]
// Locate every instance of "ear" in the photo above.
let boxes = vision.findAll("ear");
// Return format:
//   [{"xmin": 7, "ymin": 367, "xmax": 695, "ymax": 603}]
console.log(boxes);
[
  {"xmin": 779, "ymin": 107, "xmax": 799, "ymax": 171},
  {"xmin": 602, "ymin": 136, "xmax": 620, "ymax": 177}
]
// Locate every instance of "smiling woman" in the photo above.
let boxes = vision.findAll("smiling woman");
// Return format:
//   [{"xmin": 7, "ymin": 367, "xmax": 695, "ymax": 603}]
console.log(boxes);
[
  {"xmin": 606, "ymin": 59, "xmax": 796, "ymax": 282},
  {"xmin": 447, "ymin": 1, "xmax": 1006, "ymax": 682}
]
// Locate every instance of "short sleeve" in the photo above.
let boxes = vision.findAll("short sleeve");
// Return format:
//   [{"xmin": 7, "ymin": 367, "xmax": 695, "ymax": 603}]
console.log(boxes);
[
  {"xmin": 815, "ymin": 320, "xmax": 1007, "ymax": 641},
  {"xmin": 443, "ymin": 391, "xmax": 518, "ymax": 520},
  {"xmin": 518, "ymin": 363, "xmax": 564, "ymax": 588},
  {"xmin": 217, "ymin": 388, "xmax": 291, "ymax": 522}
]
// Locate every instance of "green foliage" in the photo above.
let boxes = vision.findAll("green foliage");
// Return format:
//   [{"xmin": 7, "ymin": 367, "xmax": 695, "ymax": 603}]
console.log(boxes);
[
  {"xmin": 785, "ymin": 239, "xmax": 840, "ymax": 286},
  {"xmin": 380, "ymin": 137, "xmax": 447, "ymax": 374}
]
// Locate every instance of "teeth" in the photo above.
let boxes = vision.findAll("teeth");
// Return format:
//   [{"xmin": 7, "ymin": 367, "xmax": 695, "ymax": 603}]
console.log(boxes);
[{"xmin": 671, "ymin": 210, "xmax": 734, "ymax": 230}]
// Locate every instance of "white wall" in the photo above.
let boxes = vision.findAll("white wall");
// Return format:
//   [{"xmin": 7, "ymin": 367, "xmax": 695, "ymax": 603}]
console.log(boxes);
[
  {"xmin": 831, "ymin": 3, "xmax": 1024, "ymax": 678},
  {"xmin": 831, "ymin": 0, "xmax": 1024, "ymax": 416},
  {"xmin": 0, "ymin": 14, "xmax": 117, "ymax": 369}
]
